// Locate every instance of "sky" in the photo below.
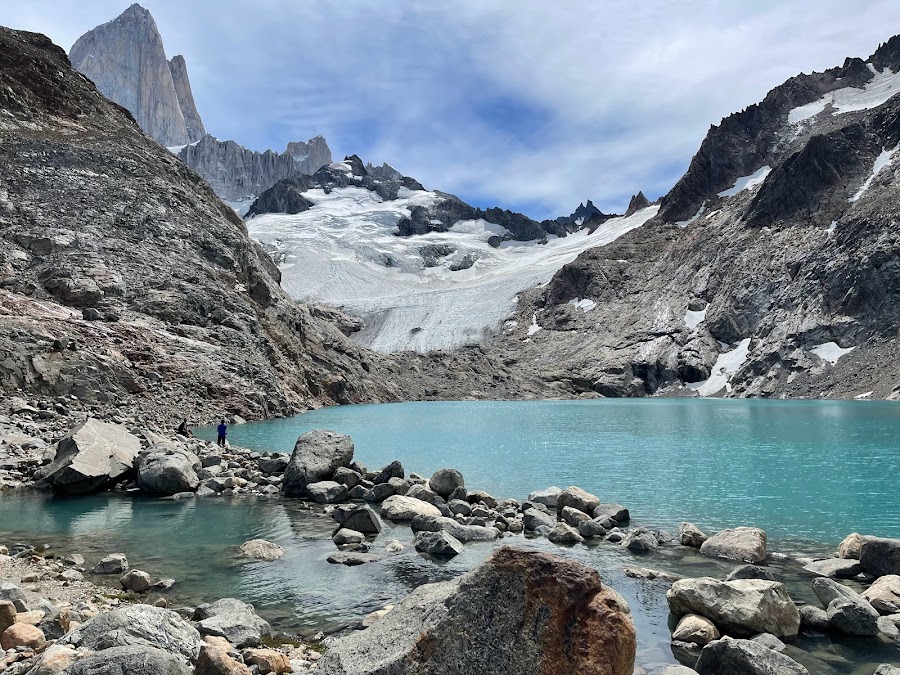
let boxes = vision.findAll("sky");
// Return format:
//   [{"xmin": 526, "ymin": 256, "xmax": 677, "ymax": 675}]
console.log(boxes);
[{"xmin": 4, "ymin": 2, "xmax": 900, "ymax": 219}]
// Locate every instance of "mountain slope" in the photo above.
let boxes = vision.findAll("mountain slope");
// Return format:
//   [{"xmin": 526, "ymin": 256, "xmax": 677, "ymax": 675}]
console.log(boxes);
[{"xmin": 0, "ymin": 26, "xmax": 404, "ymax": 422}]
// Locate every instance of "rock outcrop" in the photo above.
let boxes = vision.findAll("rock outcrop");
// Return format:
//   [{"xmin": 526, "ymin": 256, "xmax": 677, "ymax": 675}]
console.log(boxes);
[
  {"xmin": 318, "ymin": 546, "xmax": 636, "ymax": 675},
  {"xmin": 69, "ymin": 4, "xmax": 205, "ymax": 147}
]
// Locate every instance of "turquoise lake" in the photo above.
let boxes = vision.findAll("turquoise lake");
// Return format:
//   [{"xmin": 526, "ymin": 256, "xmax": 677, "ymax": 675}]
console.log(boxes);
[{"xmin": 2, "ymin": 398, "xmax": 900, "ymax": 670}]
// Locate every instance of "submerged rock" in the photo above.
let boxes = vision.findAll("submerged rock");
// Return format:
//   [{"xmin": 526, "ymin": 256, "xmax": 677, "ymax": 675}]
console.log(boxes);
[
  {"xmin": 282, "ymin": 430, "xmax": 354, "ymax": 499},
  {"xmin": 318, "ymin": 546, "xmax": 636, "ymax": 675},
  {"xmin": 700, "ymin": 527, "xmax": 767, "ymax": 564},
  {"xmin": 239, "ymin": 539, "xmax": 285, "ymax": 561},
  {"xmin": 726, "ymin": 565, "xmax": 776, "ymax": 582},
  {"xmin": 410, "ymin": 514, "xmax": 499, "ymax": 543}
]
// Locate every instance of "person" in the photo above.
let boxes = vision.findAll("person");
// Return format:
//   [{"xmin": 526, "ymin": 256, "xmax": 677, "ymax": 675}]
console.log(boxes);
[
  {"xmin": 216, "ymin": 419, "xmax": 228, "ymax": 447},
  {"xmin": 177, "ymin": 419, "xmax": 193, "ymax": 438}
]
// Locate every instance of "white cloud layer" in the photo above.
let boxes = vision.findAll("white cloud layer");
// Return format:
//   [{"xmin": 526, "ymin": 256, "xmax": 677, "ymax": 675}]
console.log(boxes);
[{"xmin": 4, "ymin": 1, "xmax": 900, "ymax": 218}]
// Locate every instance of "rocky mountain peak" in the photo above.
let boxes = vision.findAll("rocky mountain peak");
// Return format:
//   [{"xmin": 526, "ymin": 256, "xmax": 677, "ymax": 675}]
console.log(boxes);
[
  {"xmin": 69, "ymin": 4, "xmax": 205, "ymax": 147},
  {"xmin": 625, "ymin": 191, "xmax": 650, "ymax": 216}
]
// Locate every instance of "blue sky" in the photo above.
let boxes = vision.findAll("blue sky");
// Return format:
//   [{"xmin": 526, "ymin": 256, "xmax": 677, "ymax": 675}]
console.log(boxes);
[{"xmin": 5, "ymin": 1, "xmax": 900, "ymax": 219}]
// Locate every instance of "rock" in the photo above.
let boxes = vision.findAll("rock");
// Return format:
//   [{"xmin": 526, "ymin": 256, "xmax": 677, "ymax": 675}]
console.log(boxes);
[
  {"xmin": 0, "ymin": 600, "xmax": 15, "ymax": 634},
  {"xmin": 361, "ymin": 605, "xmax": 395, "ymax": 628},
  {"xmin": 547, "ymin": 522, "xmax": 584, "ymax": 544},
  {"xmin": 428, "ymin": 468, "xmax": 464, "ymax": 498},
  {"xmin": 726, "ymin": 565, "xmax": 776, "ymax": 582},
  {"xmin": 35, "ymin": 418, "xmax": 140, "ymax": 494},
  {"xmin": 331, "ymin": 504, "xmax": 382, "ymax": 535},
  {"xmin": 672, "ymin": 613, "xmax": 720, "ymax": 646},
  {"xmin": 523, "ymin": 508, "xmax": 556, "ymax": 531},
  {"xmin": 317, "ymin": 546, "xmax": 636, "ymax": 675},
  {"xmin": 25, "ymin": 643, "xmax": 78, "ymax": 674},
  {"xmin": 410, "ymin": 514, "xmax": 500, "ymax": 543},
  {"xmin": 154, "ymin": 578, "xmax": 177, "ymax": 591},
  {"xmin": 327, "ymin": 551, "xmax": 382, "ymax": 566},
  {"xmin": 333, "ymin": 466, "xmax": 362, "ymax": 489},
  {"xmin": 306, "ymin": 480, "xmax": 348, "ymax": 504},
  {"xmin": 282, "ymin": 430, "xmax": 354, "ymax": 498},
  {"xmin": 863, "ymin": 574, "xmax": 900, "ymax": 614},
  {"xmin": 700, "ymin": 527, "xmax": 767, "ymax": 563},
  {"xmin": 65, "ymin": 604, "xmax": 202, "ymax": 662},
  {"xmin": 656, "ymin": 667, "xmax": 699, "ymax": 675},
  {"xmin": 406, "ymin": 484, "xmax": 438, "ymax": 502},
  {"xmin": 860, "ymin": 537, "xmax": 900, "ymax": 577},
  {"xmin": 560, "ymin": 505, "xmax": 591, "ymax": 527},
  {"xmin": 333, "ymin": 528, "xmax": 366, "ymax": 546},
  {"xmin": 527, "ymin": 486, "xmax": 561, "ymax": 508},
  {"xmin": 802, "ymin": 557, "xmax": 862, "ymax": 578},
  {"xmin": 413, "ymin": 530, "xmax": 464, "ymax": 558},
  {"xmin": 811, "ymin": 577, "xmax": 880, "ymax": 635},
  {"xmin": 448, "ymin": 499, "xmax": 472, "ymax": 516},
  {"xmin": 798, "ymin": 604, "xmax": 829, "ymax": 630},
  {"xmin": 623, "ymin": 567, "xmax": 683, "ymax": 583},
  {"xmin": 239, "ymin": 539, "xmax": 285, "ymax": 561},
  {"xmin": 874, "ymin": 666, "xmax": 900, "ymax": 675},
  {"xmin": 838, "ymin": 532, "xmax": 866, "ymax": 559},
  {"xmin": 196, "ymin": 642, "xmax": 252, "ymax": 675},
  {"xmin": 593, "ymin": 503, "xmax": 630, "ymax": 523},
  {"xmin": 751, "ymin": 632, "xmax": 785, "ymax": 652},
  {"xmin": 258, "ymin": 456, "xmax": 289, "ymax": 475},
  {"xmin": 385, "ymin": 540, "xmax": 404, "ymax": 553},
  {"xmin": 578, "ymin": 519, "xmax": 608, "ymax": 539},
  {"xmin": 119, "ymin": 569, "xmax": 151, "ymax": 592},
  {"xmin": 91, "ymin": 553, "xmax": 128, "ymax": 574},
  {"xmin": 194, "ymin": 598, "xmax": 272, "ymax": 649},
  {"xmin": 136, "ymin": 445, "xmax": 200, "ymax": 495},
  {"xmin": 679, "ymin": 522, "xmax": 708, "ymax": 547},
  {"xmin": 694, "ymin": 638, "xmax": 809, "ymax": 675},
  {"xmin": 65, "ymin": 645, "xmax": 193, "ymax": 675},
  {"xmin": 667, "ymin": 578, "xmax": 800, "ymax": 637},
  {"xmin": 0, "ymin": 622, "xmax": 44, "ymax": 650},
  {"xmin": 380, "ymin": 495, "xmax": 441, "ymax": 521},
  {"xmin": 555, "ymin": 486, "xmax": 600, "ymax": 516},
  {"xmin": 243, "ymin": 648, "xmax": 291, "ymax": 674},
  {"xmin": 623, "ymin": 528, "xmax": 659, "ymax": 553},
  {"xmin": 63, "ymin": 553, "xmax": 85, "ymax": 566},
  {"xmin": 467, "ymin": 491, "xmax": 498, "ymax": 508},
  {"xmin": 373, "ymin": 460, "xmax": 404, "ymax": 484}
]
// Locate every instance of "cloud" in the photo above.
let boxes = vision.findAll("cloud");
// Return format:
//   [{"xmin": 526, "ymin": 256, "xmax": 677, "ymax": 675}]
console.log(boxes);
[{"xmin": 4, "ymin": 1, "xmax": 900, "ymax": 218}]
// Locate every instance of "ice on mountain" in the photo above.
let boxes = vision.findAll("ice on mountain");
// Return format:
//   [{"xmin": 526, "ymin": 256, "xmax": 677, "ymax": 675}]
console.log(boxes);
[
  {"xmin": 849, "ymin": 145, "xmax": 898, "ymax": 202},
  {"xmin": 827, "ymin": 220, "xmax": 838, "ymax": 235},
  {"xmin": 809, "ymin": 342, "xmax": 855, "ymax": 364},
  {"xmin": 684, "ymin": 304, "xmax": 709, "ymax": 329},
  {"xmin": 788, "ymin": 64, "xmax": 900, "ymax": 125},
  {"xmin": 527, "ymin": 313, "xmax": 542, "ymax": 336},
  {"xmin": 687, "ymin": 338, "xmax": 751, "ymax": 397},
  {"xmin": 718, "ymin": 165, "xmax": 771, "ymax": 197},
  {"xmin": 675, "ymin": 204, "xmax": 706, "ymax": 228},
  {"xmin": 567, "ymin": 298, "xmax": 596, "ymax": 312}
]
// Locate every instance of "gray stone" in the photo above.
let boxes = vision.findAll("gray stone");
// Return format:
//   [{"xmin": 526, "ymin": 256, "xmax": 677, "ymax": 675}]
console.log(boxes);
[
  {"xmin": 527, "ymin": 486, "xmax": 561, "ymax": 508},
  {"xmin": 560, "ymin": 505, "xmax": 590, "ymax": 527},
  {"xmin": 410, "ymin": 514, "xmax": 500, "ymax": 543},
  {"xmin": 332, "ymin": 504, "xmax": 382, "ymax": 534},
  {"xmin": 679, "ymin": 522, "xmax": 708, "ymax": 548},
  {"xmin": 333, "ymin": 528, "xmax": 366, "ymax": 546},
  {"xmin": 547, "ymin": 522, "xmax": 584, "ymax": 544},
  {"xmin": 578, "ymin": 518, "xmax": 608, "ymax": 539},
  {"xmin": 63, "ymin": 644, "xmax": 192, "ymax": 675},
  {"xmin": 194, "ymin": 598, "xmax": 272, "ymax": 648},
  {"xmin": 413, "ymin": 530, "xmax": 464, "ymax": 558},
  {"xmin": 333, "ymin": 466, "xmax": 362, "ymax": 489},
  {"xmin": 91, "ymin": 553, "xmax": 128, "ymax": 575},
  {"xmin": 874, "ymin": 667, "xmax": 900, "ymax": 675},
  {"xmin": 136, "ymin": 446, "xmax": 199, "ymax": 495},
  {"xmin": 798, "ymin": 605, "xmax": 829, "ymax": 630},
  {"xmin": 428, "ymin": 468, "xmax": 464, "ymax": 498},
  {"xmin": 306, "ymin": 480, "xmax": 348, "ymax": 504},
  {"xmin": 282, "ymin": 430, "xmax": 353, "ymax": 498},
  {"xmin": 593, "ymin": 503, "xmax": 630, "ymax": 523},
  {"xmin": 863, "ymin": 574, "xmax": 900, "ymax": 614},
  {"xmin": 380, "ymin": 495, "xmax": 441, "ymax": 521},
  {"xmin": 672, "ymin": 613, "xmax": 720, "ymax": 646},
  {"xmin": 860, "ymin": 537, "xmax": 900, "ymax": 578},
  {"xmin": 257, "ymin": 456, "xmax": 289, "ymax": 475},
  {"xmin": 523, "ymin": 508, "xmax": 556, "ymax": 531},
  {"xmin": 802, "ymin": 558, "xmax": 862, "ymax": 578},
  {"xmin": 0, "ymin": 583, "xmax": 26, "ymax": 607},
  {"xmin": 555, "ymin": 486, "xmax": 600, "ymax": 516},
  {"xmin": 448, "ymin": 499, "xmax": 472, "ymax": 516},
  {"xmin": 811, "ymin": 577, "xmax": 880, "ymax": 635},
  {"xmin": 119, "ymin": 569, "xmax": 151, "ymax": 592},
  {"xmin": 838, "ymin": 532, "xmax": 866, "ymax": 559},
  {"xmin": 238, "ymin": 539, "xmax": 285, "ymax": 561},
  {"xmin": 35, "ymin": 418, "xmax": 140, "ymax": 494},
  {"xmin": 750, "ymin": 632, "xmax": 785, "ymax": 652},
  {"xmin": 695, "ymin": 638, "xmax": 809, "ymax": 675},
  {"xmin": 327, "ymin": 551, "xmax": 383, "ymax": 566},
  {"xmin": 726, "ymin": 565, "xmax": 776, "ymax": 582},
  {"xmin": 373, "ymin": 460, "xmax": 404, "ymax": 484},
  {"xmin": 700, "ymin": 527, "xmax": 767, "ymax": 564},
  {"xmin": 406, "ymin": 483, "xmax": 438, "ymax": 502},
  {"xmin": 623, "ymin": 528, "xmax": 659, "ymax": 553}
]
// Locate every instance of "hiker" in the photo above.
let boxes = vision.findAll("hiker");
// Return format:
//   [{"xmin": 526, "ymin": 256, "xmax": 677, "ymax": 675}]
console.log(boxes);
[
  {"xmin": 177, "ymin": 419, "xmax": 193, "ymax": 438},
  {"xmin": 216, "ymin": 419, "xmax": 227, "ymax": 447}
]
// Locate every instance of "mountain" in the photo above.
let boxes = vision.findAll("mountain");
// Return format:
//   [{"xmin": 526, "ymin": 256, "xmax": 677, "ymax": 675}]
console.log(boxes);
[
  {"xmin": 0, "ymin": 25, "xmax": 405, "ymax": 422},
  {"xmin": 484, "ymin": 35, "xmax": 900, "ymax": 400},
  {"xmin": 177, "ymin": 134, "xmax": 333, "ymax": 205},
  {"xmin": 69, "ymin": 4, "xmax": 205, "ymax": 148}
]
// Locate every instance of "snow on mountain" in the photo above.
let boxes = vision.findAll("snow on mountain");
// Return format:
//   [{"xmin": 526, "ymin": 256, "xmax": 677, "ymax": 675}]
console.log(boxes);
[
  {"xmin": 789, "ymin": 64, "xmax": 900, "ymax": 124},
  {"xmin": 247, "ymin": 185, "xmax": 658, "ymax": 353}
]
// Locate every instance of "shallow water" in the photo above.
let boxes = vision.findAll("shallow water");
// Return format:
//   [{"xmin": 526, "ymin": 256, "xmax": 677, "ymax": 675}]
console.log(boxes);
[{"xmin": 2, "ymin": 398, "xmax": 899, "ymax": 670}]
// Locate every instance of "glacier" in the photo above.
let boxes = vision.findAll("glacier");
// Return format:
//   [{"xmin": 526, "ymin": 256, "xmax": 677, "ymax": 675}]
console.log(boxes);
[{"xmin": 247, "ymin": 187, "xmax": 658, "ymax": 353}]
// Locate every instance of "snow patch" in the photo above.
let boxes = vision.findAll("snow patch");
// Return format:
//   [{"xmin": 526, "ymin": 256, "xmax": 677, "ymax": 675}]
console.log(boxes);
[
  {"xmin": 567, "ymin": 298, "xmax": 596, "ymax": 312},
  {"xmin": 687, "ymin": 338, "xmax": 752, "ymax": 397},
  {"xmin": 855, "ymin": 391, "xmax": 874, "ymax": 400},
  {"xmin": 684, "ymin": 304, "xmax": 709, "ymax": 329},
  {"xmin": 809, "ymin": 342, "xmax": 855, "ymax": 364},
  {"xmin": 827, "ymin": 220, "xmax": 837, "ymax": 235},
  {"xmin": 788, "ymin": 65, "xmax": 900, "ymax": 124},
  {"xmin": 718, "ymin": 166, "xmax": 772, "ymax": 198},
  {"xmin": 849, "ymin": 145, "xmax": 898, "ymax": 202},
  {"xmin": 527, "ymin": 313, "xmax": 542, "ymax": 336},
  {"xmin": 676, "ymin": 204, "xmax": 706, "ymax": 228}
]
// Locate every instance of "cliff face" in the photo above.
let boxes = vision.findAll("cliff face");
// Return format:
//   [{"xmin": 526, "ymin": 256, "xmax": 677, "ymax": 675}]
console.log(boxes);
[
  {"xmin": 178, "ymin": 134, "xmax": 333, "ymax": 202},
  {"xmin": 68, "ymin": 3, "xmax": 205, "ymax": 147}
]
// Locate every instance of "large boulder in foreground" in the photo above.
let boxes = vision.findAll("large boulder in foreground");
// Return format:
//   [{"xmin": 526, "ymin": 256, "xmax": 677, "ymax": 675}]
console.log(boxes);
[
  {"xmin": 860, "ymin": 537, "xmax": 900, "ymax": 578},
  {"xmin": 318, "ymin": 546, "xmax": 636, "ymax": 675},
  {"xmin": 35, "ymin": 418, "xmax": 140, "ymax": 494},
  {"xmin": 136, "ymin": 444, "xmax": 200, "ymax": 495},
  {"xmin": 699, "ymin": 527, "xmax": 767, "ymax": 563},
  {"xmin": 282, "ymin": 430, "xmax": 354, "ymax": 498},
  {"xmin": 695, "ymin": 638, "xmax": 808, "ymax": 675},
  {"xmin": 667, "ymin": 577, "xmax": 800, "ymax": 637},
  {"xmin": 64, "ymin": 645, "xmax": 192, "ymax": 675}
]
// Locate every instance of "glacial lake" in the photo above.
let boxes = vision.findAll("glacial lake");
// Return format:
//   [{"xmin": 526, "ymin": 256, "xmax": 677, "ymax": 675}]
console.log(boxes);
[{"xmin": 2, "ymin": 399, "xmax": 899, "ymax": 671}]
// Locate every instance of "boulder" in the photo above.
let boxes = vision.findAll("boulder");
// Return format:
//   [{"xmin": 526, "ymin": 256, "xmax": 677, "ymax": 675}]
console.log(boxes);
[
  {"xmin": 672, "ymin": 613, "xmax": 720, "ymax": 646},
  {"xmin": 811, "ymin": 577, "xmax": 880, "ymax": 635},
  {"xmin": 239, "ymin": 539, "xmax": 285, "ymax": 561},
  {"xmin": 327, "ymin": 551, "xmax": 382, "ymax": 566},
  {"xmin": 0, "ymin": 600, "xmax": 15, "ymax": 634},
  {"xmin": 556, "ymin": 486, "xmax": 600, "ymax": 516},
  {"xmin": 257, "ymin": 456, "xmax": 289, "ymax": 475},
  {"xmin": 860, "ymin": 537, "xmax": 900, "ymax": 578},
  {"xmin": 695, "ymin": 638, "xmax": 808, "ymax": 675},
  {"xmin": 726, "ymin": 565, "xmax": 776, "ymax": 582},
  {"xmin": 667, "ymin": 578, "xmax": 800, "ymax": 637},
  {"xmin": 593, "ymin": 503, "xmax": 630, "ymax": 524},
  {"xmin": 136, "ymin": 445, "xmax": 200, "ymax": 495},
  {"xmin": 679, "ymin": 522, "xmax": 708, "ymax": 548},
  {"xmin": 838, "ymin": 532, "xmax": 866, "ymax": 559},
  {"xmin": 414, "ymin": 530, "xmax": 464, "ymax": 558},
  {"xmin": 119, "ymin": 569, "xmax": 151, "ymax": 592},
  {"xmin": 527, "ymin": 486, "xmax": 561, "ymax": 508},
  {"xmin": 523, "ymin": 508, "xmax": 556, "ymax": 531},
  {"xmin": 798, "ymin": 604, "xmax": 829, "ymax": 630},
  {"xmin": 196, "ymin": 642, "xmax": 252, "ymax": 675},
  {"xmin": 448, "ymin": 499, "xmax": 472, "ymax": 516},
  {"xmin": 428, "ymin": 468, "xmax": 464, "ymax": 498},
  {"xmin": 194, "ymin": 598, "xmax": 272, "ymax": 649},
  {"xmin": 623, "ymin": 528, "xmax": 659, "ymax": 553},
  {"xmin": 406, "ymin": 483, "xmax": 438, "ymax": 502},
  {"xmin": 333, "ymin": 528, "xmax": 366, "ymax": 546},
  {"xmin": 25, "ymin": 643, "xmax": 78, "ymax": 674},
  {"xmin": 282, "ymin": 430, "xmax": 354, "ymax": 498},
  {"xmin": 64, "ymin": 605, "xmax": 201, "ymax": 662},
  {"xmin": 803, "ymin": 557, "xmax": 862, "ymax": 578},
  {"xmin": 91, "ymin": 553, "xmax": 128, "ymax": 574},
  {"xmin": 560, "ymin": 505, "xmax": 590, "ymax": 527},
  {"xmin": 373, "ymin": 460, "xmax": 404, "ymax": 484},
  {"xmin": 410, "ymin": 514, "xmax": 499, "ymax": 543},
  {"xmin": 332, "ymin": 505, "xmax": 382, "ymax": 534},
  {"xmin": 467, "ymin": 490, "xmax": 498, "ymax": 508},
  {"xmin": 874, "ymin": 666, "xmax": 900, "ymax": 675},
  {"xmin": 578, "ymin": 519, "xmax": 608, "ymax": 539},
  {"xmin": 0, "ymin": 622, "xmax": 45, "ymax": 650},
  {"xmin": 700, "ymin": 527, "xmax": 767, "ymax": 563},
  {"xmin": 35, "ymin": 418, "xmax": 140, "ymax": 494},
  {"xmin": 863, "ymin": 574, "xmax": 900, "ymax": 614},
  {"xmin": 380, "ymin": 495, "xmax": 441, "ymax": 521},
  {"xmin": 306, "ymin": 480, "xmax": 348, "ymax": 504},
  {"xmin": 547, "ymin": 522, "xmax": 584, "ymax": 544},
  {"xmin": 317, "ymin": 546, "xmax": 636, "ymax": 675},
  {"xmin": 243, "ymin": 648, "xmax": 291, "ymax": 674},
  {"xmin": 751, "ymin": 632, "xmax": 785, "ymax": 652},
  {"xmin": 64, "ymin": 645, "xmax": 193, "ymax": 675},
  {"xmin": 333, "ymin": 466, "xmax": 362, "ymax": 489}
]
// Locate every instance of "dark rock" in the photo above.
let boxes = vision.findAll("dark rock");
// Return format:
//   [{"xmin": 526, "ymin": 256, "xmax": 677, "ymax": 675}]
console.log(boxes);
[
  {"xmin": 695, "ymin": 638, "xmax": 809, "ymax": 675},
  {"xmin": 332, "ymin": 504, "xmax": 382, "ymax": 534},
  {"xmin": 428, "ymin": 468, "xmax": 464, "ymax": 498},
  {"xmin": 726, "ymin": 565, "xmax": 777, "ymax": 582},
  {"xmin": 413, "ymin": 530, "xmax": 464, "ymax": 558},
  {"xmin": 282, "ymin": 430, "xmax": 353, "ymax": 498},
  {"xmin": 860, "ymin": 537, "xmax": 900, "ymax": 578},
  {"xmin": 811, "ymin": 577, "xmax": 880, "ymax": 635}
]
